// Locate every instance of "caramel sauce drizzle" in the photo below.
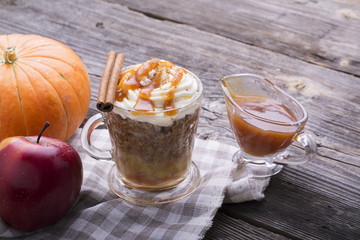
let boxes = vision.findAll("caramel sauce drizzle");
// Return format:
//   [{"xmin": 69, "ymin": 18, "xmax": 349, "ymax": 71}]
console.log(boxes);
[{"xmin": 115, "ymin": 59, "xmax": 185, "ymax": 116}]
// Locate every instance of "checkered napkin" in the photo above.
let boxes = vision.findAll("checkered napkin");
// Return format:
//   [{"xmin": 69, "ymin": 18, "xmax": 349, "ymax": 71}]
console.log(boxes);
[{"xmin": 0, "ymin": 129, "xmax": 270, "ymax": 239}]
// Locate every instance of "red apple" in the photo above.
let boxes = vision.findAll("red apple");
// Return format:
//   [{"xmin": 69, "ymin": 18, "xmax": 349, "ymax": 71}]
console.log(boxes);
[{"xmin": 0, "ymin": 122, "xmax": 82, "ymax": 232}]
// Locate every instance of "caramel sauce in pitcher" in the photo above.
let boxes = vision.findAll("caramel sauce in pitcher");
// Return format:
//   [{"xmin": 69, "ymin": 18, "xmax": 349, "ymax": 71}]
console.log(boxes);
[
  {"xmin": 115, "ymin": 59, "xmax": 185, "ymax": 116},
  {"xmin": 228, "ymin": 95, "xmax": 299, "ymax": 157}
]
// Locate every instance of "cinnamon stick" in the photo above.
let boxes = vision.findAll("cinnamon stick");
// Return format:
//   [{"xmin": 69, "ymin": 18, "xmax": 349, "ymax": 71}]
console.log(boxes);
[
  {"xmin": 97, "ymin": 51, "xmax": 116, "ymax": 111},
  {"xmin": 105, "ymin": 53, "xmax": 125, "ymax": 110},
  {"xmin": 96, "ymin": 51, "xmax": 125, "ymax": 112}
]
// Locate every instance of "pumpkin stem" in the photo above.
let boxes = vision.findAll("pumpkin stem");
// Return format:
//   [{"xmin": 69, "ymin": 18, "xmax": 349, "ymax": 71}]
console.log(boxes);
[
  {"xmin": 3, "ymin": 47, "xmax": 17, "ymax": 64},
  {"xmin": 37, "ymin": 121, "xmax": 50, "ymax": 143}
]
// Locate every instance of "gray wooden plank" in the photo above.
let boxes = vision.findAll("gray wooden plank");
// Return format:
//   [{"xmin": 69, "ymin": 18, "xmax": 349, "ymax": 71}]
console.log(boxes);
[
  {"xmin": 112, "ymin": 0, "xmax": 360, "ymax": 76},
  {"xmin": 204, "ymin": 212, "xmax": 290, "ymax": 240},
  {"xmin": 222, "ymin": 170, "xmax": 360, "ymax": 240},
  {"xmin": 0, "ymin": 0, "xmax": 359, "ymax": 239}
]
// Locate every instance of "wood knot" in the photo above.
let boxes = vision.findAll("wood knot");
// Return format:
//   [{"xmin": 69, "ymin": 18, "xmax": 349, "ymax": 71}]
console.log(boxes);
[
  {"xmin": 96, "ymin": 22, "xmax": 104, "ymax": 29},
  {"xmin": 340, "ymin": 59, "xmax": 349, "ymax": 66},
  {"xmin": 337, "ymin": 9, "xmax": 360, "ymax": 20},
  {"xmin": 283, "ymin": 76, "xmax": 320, "ymax": 97},
  {"xmin": 288, "ymin": 79, "xmax": 306, "ymax": 92}
]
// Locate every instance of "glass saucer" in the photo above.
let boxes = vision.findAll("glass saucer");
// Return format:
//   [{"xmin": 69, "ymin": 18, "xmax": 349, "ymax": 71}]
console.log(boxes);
[
  {"xmin": 233, "ymin": 150, "xmax": 284, "ymax": 178},
  {"xmin": 107, "ymin": 162, "xmax": 200, "ymax": 205}
]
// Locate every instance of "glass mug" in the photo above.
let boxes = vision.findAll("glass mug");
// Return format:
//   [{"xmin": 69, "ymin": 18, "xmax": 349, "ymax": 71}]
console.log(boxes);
[
  {"xmin": 81, "ymin": 69, "xmax": 203, "ymax": 204},
  {"xmin": 221, "ymin": 74, "xmax": 317, "ymax": 177}
]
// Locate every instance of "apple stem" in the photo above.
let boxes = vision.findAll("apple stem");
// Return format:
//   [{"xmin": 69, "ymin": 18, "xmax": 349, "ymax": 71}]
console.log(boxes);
[{"xmin": 37, "ymin": 121, "xmax": 50, "ymax": 143}]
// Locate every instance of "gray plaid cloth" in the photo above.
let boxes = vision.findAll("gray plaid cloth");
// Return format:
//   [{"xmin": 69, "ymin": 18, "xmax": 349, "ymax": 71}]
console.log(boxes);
[{"xmin": 0, "ymin": 129, "xmax": 269, "ymax": 239}]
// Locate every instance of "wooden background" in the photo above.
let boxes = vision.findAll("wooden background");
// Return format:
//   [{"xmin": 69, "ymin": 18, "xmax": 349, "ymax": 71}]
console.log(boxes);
[{"xmin": 1, "ymin": 0, "xmax": 359, "ymax": 239}]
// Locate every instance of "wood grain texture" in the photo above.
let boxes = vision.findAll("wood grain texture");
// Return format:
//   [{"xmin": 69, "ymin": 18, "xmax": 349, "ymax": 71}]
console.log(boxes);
[
  {"xmin": 111, "ymin": 0, "xmax": 360, "ymax": 76},
  {"xmin": 0, "ymin": 0, "xmax": 359, "ymax": 239},
  {"xmin": 222, "ymin": 169, "xmax": 360, "ymax": 239},
  {"xmin": 204, "ymin": 212, "xmax": 290, "ymax": 240}
]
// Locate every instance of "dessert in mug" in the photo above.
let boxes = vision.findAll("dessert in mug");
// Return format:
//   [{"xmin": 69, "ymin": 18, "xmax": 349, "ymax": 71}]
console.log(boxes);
[{"xmin": 104, "ymin": 58, "xmax": 202, "ymax": 190}]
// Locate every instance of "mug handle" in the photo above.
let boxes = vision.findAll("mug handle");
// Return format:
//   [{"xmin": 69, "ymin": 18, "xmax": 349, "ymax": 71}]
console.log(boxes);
[
  {"xmin": 80, "ymin": 113, "xmax": 112, "ymax": 160},
  {"xmin": 273, "ymin": 131, "xmax": 317, "ymax": 165}
]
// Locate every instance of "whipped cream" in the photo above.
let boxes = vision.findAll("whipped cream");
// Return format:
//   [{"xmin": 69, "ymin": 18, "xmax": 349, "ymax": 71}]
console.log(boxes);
[{"xmin": 113, "ymin": 59, "xmax": 202, "ymax": 126}]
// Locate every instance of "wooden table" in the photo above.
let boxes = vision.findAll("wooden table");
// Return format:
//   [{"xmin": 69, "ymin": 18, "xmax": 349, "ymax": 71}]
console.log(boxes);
[{"xmin": 1, "ymin": 0, "xmax": 359, "ymax": 239}]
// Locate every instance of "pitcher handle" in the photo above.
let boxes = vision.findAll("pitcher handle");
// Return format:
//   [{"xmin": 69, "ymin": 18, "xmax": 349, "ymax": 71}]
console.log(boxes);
[
  {"xmin": 80, "ymin": 113, "xmax": 112, "ymax": 160},
  {"xmin": 236, "ymin": 131, "xmax": 317, "ymax": 178},
  {"xmin": 273, "ymin": 131, "xmax": 317, "ymax": 165}
]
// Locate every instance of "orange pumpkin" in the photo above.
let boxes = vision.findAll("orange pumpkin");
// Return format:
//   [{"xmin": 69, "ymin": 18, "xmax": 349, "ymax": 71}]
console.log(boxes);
[{"xmin": 0, "ymin": 34, "xmax": 91, "ymax": 141}]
